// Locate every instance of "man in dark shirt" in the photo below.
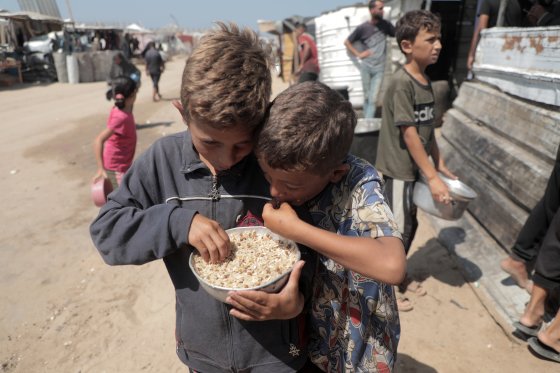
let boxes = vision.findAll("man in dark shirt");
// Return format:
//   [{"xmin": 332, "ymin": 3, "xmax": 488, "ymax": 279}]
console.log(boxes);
[
  {"xmin": 144, "ymin": 42, "xmax": 165, "ymax": 101},
  {"xmin": 467, "ymin": 0, "xmax": 523, "ymax": 72}
]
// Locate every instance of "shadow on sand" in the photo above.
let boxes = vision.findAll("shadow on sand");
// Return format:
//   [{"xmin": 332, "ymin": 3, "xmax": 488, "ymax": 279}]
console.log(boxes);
[
  {"xmin": 136, "ymin": 121, "xmax": 174, "ymax": 130},
  {"xmin": 406, "ymin": 227, "xmax": 482, "ymax": 287},
  {"xmin": 396, "ymin": 353, "xmax": 438, "ymax": 373}
]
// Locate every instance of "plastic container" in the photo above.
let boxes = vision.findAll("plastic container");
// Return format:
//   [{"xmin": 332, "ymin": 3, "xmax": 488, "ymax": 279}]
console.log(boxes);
[
  {"xmin": 66, "ymin": 54, "xmax": 79, "ymax": 84},
  {"xmin": 91, "ymin": 177, "xmax": 113, "ymax": 207},
  {"xmin": 53, "ymin": 52, "xmax": 68, "ymax": 83}
]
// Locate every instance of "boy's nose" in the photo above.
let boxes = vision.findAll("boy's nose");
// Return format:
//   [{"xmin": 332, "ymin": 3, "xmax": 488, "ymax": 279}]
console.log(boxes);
[
  {"xmin": 269, "ymin": 184, "xmax": 282, "ymax": 198},
  {"xmin": 220, "ymin": 150, "xmax": 240, "ymax": 170}
]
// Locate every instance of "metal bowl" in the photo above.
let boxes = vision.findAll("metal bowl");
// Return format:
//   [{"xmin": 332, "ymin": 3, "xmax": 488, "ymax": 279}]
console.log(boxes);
[
  {"xmin": 413, "ymin": 173, "xmax": 477, "ymax": 221},
  {"xmin": 189, "ymin": 226, "xmax": 300, "ymax": 303}
]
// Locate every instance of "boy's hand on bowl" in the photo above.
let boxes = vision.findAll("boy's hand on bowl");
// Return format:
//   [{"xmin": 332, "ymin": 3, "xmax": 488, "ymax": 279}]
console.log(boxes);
[
  {"xmin": 226, "ymin": 260, "xmax": 305, "ymax": 321},
  {"xmin": 188, "ymin": 214, "xmax": 231, "ymax": 263},
  {"xmin": 263, "ymin": 202, "xmax": 301, "ymax": 240},
  {"xmin": 428, "ymin": 175, "xmax": 452, "ymax": 205}
]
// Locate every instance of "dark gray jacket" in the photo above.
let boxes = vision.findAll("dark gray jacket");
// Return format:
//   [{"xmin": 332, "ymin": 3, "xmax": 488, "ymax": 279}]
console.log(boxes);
[{"xmin": 90, "ymin": 131, "xmax": 314, "ymax": 372}]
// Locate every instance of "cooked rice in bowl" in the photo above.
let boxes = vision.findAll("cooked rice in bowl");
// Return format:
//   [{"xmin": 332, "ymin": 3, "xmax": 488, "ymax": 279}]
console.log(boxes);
[{"xmin": 189, "ymin": 227, "xmax": 300, "ymax": 302}]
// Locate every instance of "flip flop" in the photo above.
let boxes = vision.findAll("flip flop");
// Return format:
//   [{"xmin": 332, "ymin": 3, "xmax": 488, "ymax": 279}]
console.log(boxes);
[
  {"xmin": 397, "ymin": 295, "xmax": 413, "ymax": 312},
  {"xmin": 399, "ymin": 280, "xmax": 427, "ymax": 296},
  {"xmin": 513, "ymin": 321, "xmax": 541, "ymax": 337},
  {"xmin": 528, "ymin": 337, "xmax": 560, "ymax": 363},
  {"xmin": 406, "ymin": 280, "xmax": 428, "ymax": 297}
]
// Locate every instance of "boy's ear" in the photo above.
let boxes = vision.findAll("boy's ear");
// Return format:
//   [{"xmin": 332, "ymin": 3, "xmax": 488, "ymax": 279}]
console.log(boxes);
[
  {"xmin": 172, "ymin": 100, "xmax": 187, "ymax": 123},
  {"xmin": 400, "ymin": 39, "xmax": 413, "ymax": 54},
  {"xmin": 329, "ymin": 163, "xmax": 350, "ymax": 183}
]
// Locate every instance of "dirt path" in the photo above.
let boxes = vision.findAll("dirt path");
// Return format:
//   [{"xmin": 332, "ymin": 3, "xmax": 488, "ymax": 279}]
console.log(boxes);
[{"xmin": 0, "ymin": 56, "xmax": 555, "ymax": 372}]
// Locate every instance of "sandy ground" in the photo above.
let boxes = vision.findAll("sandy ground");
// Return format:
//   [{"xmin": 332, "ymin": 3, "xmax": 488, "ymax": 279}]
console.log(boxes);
[{"xmin": 0, "ymin": 56, "xmax": 556, "ymax": 373}]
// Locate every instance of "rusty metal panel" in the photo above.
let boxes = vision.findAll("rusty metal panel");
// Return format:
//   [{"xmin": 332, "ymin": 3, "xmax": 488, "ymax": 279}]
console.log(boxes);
[{"xmin": 473, "ymin": 26, "xmax": 560, "ymax": 107}]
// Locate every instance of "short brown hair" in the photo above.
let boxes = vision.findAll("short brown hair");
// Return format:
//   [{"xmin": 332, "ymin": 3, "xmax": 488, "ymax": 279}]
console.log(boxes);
[
  {"xmin": 180, "ymin": 22, "xmax": 272, "ymax": 130},
  {"xmin": 256, "ymin": 82, "xmax": 356, "ymax": 174},
  {"xmin": 396, "ymin": 10, "xmax": 441, "ymax": 52},
  {"xmin": 368, "ymin": 0, "xmax": 383, "ymax": 9}
]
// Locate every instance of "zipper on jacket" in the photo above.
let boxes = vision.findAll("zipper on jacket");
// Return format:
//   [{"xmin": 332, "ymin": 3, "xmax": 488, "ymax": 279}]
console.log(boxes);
[
  {"xmin": 209, "ymin": 175, "xmax": 220, "ymax": 220},
  {"xmin": 210, "ymin": 174, "xmax": 237, "ymax": 368}
]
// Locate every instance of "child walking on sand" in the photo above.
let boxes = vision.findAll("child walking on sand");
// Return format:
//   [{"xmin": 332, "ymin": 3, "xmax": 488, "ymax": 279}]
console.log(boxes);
[{"xmin": 93, "ymin": 77, "xmax": 138, "ymax": 190}]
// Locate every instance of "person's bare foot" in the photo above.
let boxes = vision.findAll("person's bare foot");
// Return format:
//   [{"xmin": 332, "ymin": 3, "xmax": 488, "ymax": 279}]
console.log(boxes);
[
  {"xmin": 404, "ymin": 280, "xmax": 427, "ymax": 296},
  {"xmin": 538, "ymin": 328, "xmax": 560, "ymax": 354},
  {"xmin": 519, "ymin": 300, "xmax": 544, "ymax": 329},
  {"xmin": 526, "ymin": 280, "xmax": 534, "ymax": 294},
  {"xmin": 500, "ymin": 256, "xmax": 531, "ymax": 292},
  {"xmin": 399, "ymin": 275, "xmax": 427, "ymax": 296}
]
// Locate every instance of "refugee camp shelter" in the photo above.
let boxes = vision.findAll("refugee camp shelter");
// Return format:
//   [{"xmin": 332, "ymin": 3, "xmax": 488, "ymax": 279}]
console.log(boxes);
[{"xmin": 0, "ymin": 9, "xmax": 63, "ymax": 51}]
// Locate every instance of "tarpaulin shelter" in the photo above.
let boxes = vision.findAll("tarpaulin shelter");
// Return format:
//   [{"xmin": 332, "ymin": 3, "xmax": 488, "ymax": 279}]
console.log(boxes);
[
  {"xmin": 124, "ymin": 23, "xmax": 155, "ymax": 54},
  {"xmin": 0, "ymin": 10, "xmax": 63, "ymax": 50}
]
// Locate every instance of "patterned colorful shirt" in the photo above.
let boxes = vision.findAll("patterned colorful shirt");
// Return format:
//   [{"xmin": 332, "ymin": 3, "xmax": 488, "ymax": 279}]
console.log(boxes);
[{"xmin": 307, "ymin": 155, "xmax": 402, "ymax": 373}]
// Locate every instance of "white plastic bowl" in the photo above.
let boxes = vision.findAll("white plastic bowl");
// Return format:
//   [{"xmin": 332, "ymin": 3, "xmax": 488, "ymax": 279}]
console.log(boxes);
[{"xmin": 189, "ymin": 226, "xmax": 300, "ymax": 303}]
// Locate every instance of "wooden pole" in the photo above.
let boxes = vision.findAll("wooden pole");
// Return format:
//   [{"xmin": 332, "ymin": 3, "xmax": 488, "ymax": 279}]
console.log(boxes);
[{"xmin": 64, "ymin": 0, "xmax": 75, "ymax": 22}]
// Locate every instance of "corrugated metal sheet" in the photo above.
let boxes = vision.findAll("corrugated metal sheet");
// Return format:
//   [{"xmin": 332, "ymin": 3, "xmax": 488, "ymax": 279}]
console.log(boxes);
[{"xmin": 473, "ymin": 26, "xmax": 560, "ymax": 107}]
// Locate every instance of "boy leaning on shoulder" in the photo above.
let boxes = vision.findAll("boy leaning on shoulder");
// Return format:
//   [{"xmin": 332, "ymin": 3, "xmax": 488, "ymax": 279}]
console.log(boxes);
[
  {"xmin": 90, "ymin": 22, "xmax": 315, "ymax": 373},
  {"xmin": 375, "ymin": 10, "xmax": 457, "ymax": 310},
  {"xmin": 227, "ymin": 81, "xmax": 406, "ymax": 373}
]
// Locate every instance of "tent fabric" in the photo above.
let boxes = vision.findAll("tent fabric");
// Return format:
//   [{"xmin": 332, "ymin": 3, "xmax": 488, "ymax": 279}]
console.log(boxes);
[{"xmin": 125, "ymin": 23, "xmax": 151, "ymax": 34}]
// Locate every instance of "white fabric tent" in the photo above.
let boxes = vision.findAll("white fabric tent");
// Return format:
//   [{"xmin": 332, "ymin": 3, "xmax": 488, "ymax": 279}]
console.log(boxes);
[{"xmin": 125, "ymin": 23, "xmax": 151, "ymax": 34}]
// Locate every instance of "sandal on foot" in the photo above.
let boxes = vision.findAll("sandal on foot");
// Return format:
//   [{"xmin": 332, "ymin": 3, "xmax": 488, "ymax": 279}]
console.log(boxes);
[
  {"xmin": 397, "ymin": 295, "xmax": 413, "ymax": 312},
  {"xmin": 403, "ymin": 280, "xmax": 427, "ymax": 296},
  {"xmin": 528, "ymin": 337, "xmax": 560, "ymax": 363},
  {"xmin": 399, "ymin": 277, "xmax": 426, "ymax": 295},
  {"xmin": 513, "ymin": 321, "xmax": 541, "ymax": 337}
]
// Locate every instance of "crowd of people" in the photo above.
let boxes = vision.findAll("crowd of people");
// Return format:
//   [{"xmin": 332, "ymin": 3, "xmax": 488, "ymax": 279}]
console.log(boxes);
[{"xmin": 88, "ymin": 1, "xmax": 560, "ymax": 371}]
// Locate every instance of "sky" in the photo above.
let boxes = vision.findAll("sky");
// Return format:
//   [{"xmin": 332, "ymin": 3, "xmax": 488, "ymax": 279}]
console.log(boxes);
[{"xmin": 1, "ymin": 1, "xmax": 368, "ymax": 31}]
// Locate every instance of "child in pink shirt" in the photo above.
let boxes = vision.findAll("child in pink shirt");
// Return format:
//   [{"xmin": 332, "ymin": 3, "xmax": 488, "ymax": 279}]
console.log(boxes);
[{"xmin": 93, "ymin": 77, "xmax": 138, "ymax": 190}]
